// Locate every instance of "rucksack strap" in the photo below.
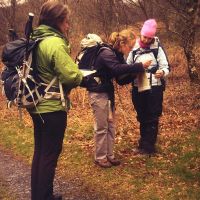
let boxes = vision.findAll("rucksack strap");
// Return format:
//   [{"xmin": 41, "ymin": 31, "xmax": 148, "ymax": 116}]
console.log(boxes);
[
  {"xmin": 42, "ymin": 76, "xmax": 66, "ymax": 107},
  {"xmin": 92, "ymin": 46, "xmax": 111, "ymax": 69},
  {"xmin": 132, "ymin": 47, "xmax": 159, "ymax": 64},
  {"xmin": 44, "ymin": 76, "xmax": 57, "ymax": 93},
  {"xmin": 132, "ymin": 42, "xmax": 169, "ymax": 91},
  {"xmin": 59, "ymin": 80, "xmax": 65, "ymax": 107}
]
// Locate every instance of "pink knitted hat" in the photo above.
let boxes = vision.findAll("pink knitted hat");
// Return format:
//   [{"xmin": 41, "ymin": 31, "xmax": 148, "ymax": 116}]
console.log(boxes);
[{"xmin": 141, "ymin": 19, "xmax": 157, "ymax": 38}]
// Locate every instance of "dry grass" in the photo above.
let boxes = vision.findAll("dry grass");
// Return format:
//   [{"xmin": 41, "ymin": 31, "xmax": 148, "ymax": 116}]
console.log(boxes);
[{"xmin": 0, "ymin": 44, "xmax": 200, "ymax": 199}]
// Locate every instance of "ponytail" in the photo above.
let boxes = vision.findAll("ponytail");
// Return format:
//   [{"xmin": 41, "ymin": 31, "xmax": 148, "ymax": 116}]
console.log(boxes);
[
  {"xmin": 108, "ymin": 32, "xmax": 120, "ymax": 49},
  {"xmin": 108, "ymin": 29, "xmax": 136, "ymax": 50}
]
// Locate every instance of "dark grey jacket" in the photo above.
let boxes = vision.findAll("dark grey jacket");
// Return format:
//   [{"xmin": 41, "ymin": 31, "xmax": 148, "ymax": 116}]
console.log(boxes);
[{"xmin": 86, "ymin": 47, "xmax": 144, "ymax": 94}]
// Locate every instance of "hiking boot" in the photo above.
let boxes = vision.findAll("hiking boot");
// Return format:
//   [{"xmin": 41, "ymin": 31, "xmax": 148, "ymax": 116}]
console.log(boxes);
[
  {"xmin": 132, "ymin": 148, "xmax": 156, "ymax": 156},
  {"xmin": 94, "ymin": 159, "xmax": 112, "ymax": 168},
  {"xmin": 53, "ymin": 195, "xmax": 62, "ymax": 200},
  {"xmin": 132, "ymin": 148, "xmax": 147, "ymax": 155},
  {"xmin": 107, "ymin": 157, "xmax": 121, "ymax": 166}
]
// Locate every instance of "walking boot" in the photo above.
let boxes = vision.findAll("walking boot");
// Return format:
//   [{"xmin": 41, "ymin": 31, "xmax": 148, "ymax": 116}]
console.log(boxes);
[
  {"xmin": 94, "ymin": 159, "xmax": 112, "ymax": 168},
  {"xmin": 107, "ymin": 157, "xmax": 121, "ymax": 166}
]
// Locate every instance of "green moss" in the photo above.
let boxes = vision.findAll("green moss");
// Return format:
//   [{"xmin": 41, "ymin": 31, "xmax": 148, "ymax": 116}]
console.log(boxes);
[{"xmin": 0, "ymin": 118, "xmax": 199, "ymax": 200}]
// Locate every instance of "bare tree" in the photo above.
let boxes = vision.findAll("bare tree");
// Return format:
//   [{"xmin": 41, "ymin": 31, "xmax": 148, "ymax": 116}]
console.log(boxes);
[
  {"xmin": 0, "ymin": 0, "xmax": 18, "ymax": 43},
  {"xmin": 126, "ymin": 0, "xmax": 200, "ymax": 83},
  {"xmin": 161, "ymin": 0, "xmax": 200, "ymax": 83},
  {"xmin": 68, "ymin": 0, "xmax": 134, "ymax": 38},
  {"xmin": 0, "ymin": 0, "xmax": 199, "ymax": 84},
  {"xmin": 126, "ymin": 0, "xmax": 156, "ymax": 19}
]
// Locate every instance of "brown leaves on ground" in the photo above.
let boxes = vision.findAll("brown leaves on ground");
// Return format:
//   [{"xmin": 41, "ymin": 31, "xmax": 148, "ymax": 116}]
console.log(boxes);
[{"xmin": 0, "ymin": 51, "xmax": 200, "ymax": 199}]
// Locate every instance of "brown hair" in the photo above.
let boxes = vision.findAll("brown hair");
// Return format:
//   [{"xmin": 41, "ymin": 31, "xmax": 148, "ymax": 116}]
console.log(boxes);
[
  {"xmin": 38, "ymin": 1, "xmax": 70, "ymax": 32},
  {"xmin": 109, "ymin": 29, "xmax": 136, "ymax": 50}
]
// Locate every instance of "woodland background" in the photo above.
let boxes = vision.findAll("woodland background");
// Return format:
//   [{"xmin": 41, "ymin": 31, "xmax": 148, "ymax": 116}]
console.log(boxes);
[
  {"xmin": 0, "ymin": 0, "xmax": 200, "ymax": 199},
  {"xmin": 0, "ymin": 0, "xmax": 200, "ymax": 82}
]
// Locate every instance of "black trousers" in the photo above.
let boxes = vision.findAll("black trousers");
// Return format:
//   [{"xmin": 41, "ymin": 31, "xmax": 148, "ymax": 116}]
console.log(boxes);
[
  {"xmin": 30, "ymin": 111, "xmax": 67, "ymax": 200},
  {"xmin": 132, "ymin": 86, "xmax": 163, "ymax": 153}
]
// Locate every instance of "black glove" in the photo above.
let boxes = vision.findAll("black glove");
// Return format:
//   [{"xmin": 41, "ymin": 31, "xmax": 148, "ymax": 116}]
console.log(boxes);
[
  {"xmin": 116, "ymin": 73, "xmax": 136, "ymax": 86},
  {"xmin": 80, "ymin": 75, "xmax": 99, "ymax": 88},
  {"xmin": 80, "ymin": 76, "xmax": 90, "ymax": 88}
]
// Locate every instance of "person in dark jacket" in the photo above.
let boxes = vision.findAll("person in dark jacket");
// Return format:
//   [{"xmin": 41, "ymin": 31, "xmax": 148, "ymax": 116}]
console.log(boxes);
[
  {"xmin": 86, "ymin": 30, "xmax": 151, "ymax": 168},
  {"xmin": 29, "ymin": 1, "xmax": 83, "ymax": 200}
]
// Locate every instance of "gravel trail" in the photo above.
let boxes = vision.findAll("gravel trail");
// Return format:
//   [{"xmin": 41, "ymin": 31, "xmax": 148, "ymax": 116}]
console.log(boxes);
[{"xmin": 0, "ymin": 149, "xmax": 101, "ymax": 200}]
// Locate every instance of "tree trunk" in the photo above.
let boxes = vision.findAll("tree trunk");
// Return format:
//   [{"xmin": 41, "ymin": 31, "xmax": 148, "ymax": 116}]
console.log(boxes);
[
  {"xmin": 183, "ymin": 26, "xmax": 200, "ymax": 83},
  {"xmin": 182, "ymin": 0, "xmax": 200, "ymax": 84},
  {"xmin": 11, "ymin": 0, "xmax": 16, "ymax": 30}
]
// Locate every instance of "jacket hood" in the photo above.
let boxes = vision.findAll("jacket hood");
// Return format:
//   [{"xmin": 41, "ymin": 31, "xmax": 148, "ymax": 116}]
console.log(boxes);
[{"xmin": 31, "ymin": 25, "xmax": 69, "ymax": 44}]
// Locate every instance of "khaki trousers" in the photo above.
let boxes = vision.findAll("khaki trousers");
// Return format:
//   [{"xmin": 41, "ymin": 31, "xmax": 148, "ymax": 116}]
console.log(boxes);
[{"xmin": 88, "ymin": 92, "xmax": 115, "ymax": 161}]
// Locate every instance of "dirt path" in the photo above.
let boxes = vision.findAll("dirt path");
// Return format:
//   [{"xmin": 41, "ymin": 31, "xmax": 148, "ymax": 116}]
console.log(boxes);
[{"xmin": 0, "ymin": 148, "xmax": 101, "ymax": 200}]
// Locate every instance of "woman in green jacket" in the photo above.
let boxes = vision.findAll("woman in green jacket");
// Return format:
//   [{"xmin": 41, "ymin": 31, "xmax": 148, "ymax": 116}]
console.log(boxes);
[{"xmin": 29, "ymin": 1, "xmax": 82, "ymax": 200}]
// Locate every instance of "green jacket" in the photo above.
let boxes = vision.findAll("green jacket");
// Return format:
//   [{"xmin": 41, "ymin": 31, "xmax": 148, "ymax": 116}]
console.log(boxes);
[{"xmin": 29, "ymin": 25, "xmax": 83, "ymax": 113}]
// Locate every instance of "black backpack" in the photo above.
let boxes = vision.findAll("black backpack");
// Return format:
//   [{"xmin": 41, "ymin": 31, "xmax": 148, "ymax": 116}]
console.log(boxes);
[
  {"xmin": 1, "ymin": 38, "xmax": 44, "ymax": 108},
  {"xmin": 75, "ymin": 43, "xmax": 111, "ymax": 88},
  {"xmin": 76, "ymin": 43, "xmax": 110, "ymax": 70},
  {"xmin": 1, "ymin": 36, "xmax": 64, "ymax": 112},
  {"xmin": 1, "ymin": 14, "xmax": 66, "ymax": 123},
  {"xmin": 0, "ymin": 13, "xmax": 46, "ymax": 110}
]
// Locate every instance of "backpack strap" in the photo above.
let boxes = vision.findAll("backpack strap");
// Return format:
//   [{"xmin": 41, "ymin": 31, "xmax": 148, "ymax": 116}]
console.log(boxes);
[
  {"xmin": 132, "ymin": 48, "xmax": 140, "ymax": 62},
  {"xmin": 149, "ymin": 42, "xmax": 169, "ymax": 91},
  {"xmin": 92, "ymin": 45, "xmax": 111, "ymax": 69},
  {"xmin": 132, "ymin": 42, "xmax": 160, "ymax": 89},
  {"xmin": 132, "ymin": 44, "xmax": 159, "ymax": 63},
  {"xmin": 151, "ymin": 47, "xmax": 159, "ymax": 61},
  {"xmin": 89, "ymin": 44, "xmax": 102, "ymax": 70},
  {"xmin": 41, "ymin": 76, "xmax": 66, "ymax": 107},
  {"xmin": 44, "ymin": 76, "xmax": 58, "ymax": 93},
  {"xmin": 59, "ymin": 80, "xmax": 65, "ymax": 107}
]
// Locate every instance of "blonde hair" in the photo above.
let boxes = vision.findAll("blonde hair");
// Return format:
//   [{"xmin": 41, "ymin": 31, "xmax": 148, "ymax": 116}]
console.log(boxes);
[{"xmin": 108, "ymin": 29, "xmax": 136, "ymax": 50}]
